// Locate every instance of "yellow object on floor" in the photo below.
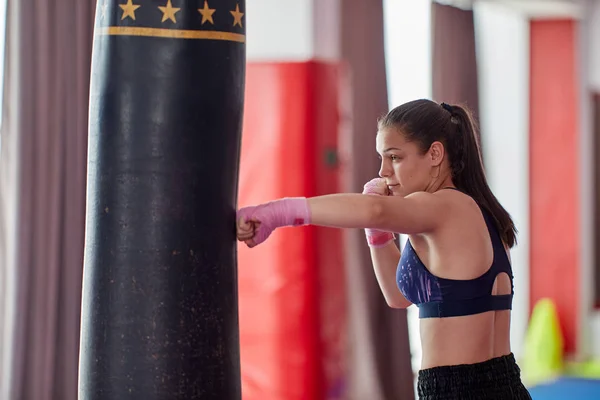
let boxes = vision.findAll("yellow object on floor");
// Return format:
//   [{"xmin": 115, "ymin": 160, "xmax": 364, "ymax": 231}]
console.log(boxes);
[
  {"xmin": 521, "ymin": 298, "xmax": 564, "ymax": 387},
  {"xmin": 565, "ymin": 359, "xmax": 600, "ymax": 379}
]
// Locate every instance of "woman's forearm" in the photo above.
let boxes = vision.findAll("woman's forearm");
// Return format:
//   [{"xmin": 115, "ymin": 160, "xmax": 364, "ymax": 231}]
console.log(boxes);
[{"xmin": 369, "ymin": 241, "xmax": 411, "ymax": 309}]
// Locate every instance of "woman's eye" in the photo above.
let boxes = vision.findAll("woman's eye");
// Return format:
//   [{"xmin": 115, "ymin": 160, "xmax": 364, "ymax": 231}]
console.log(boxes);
[{"xmin": 390, "ymin": 155, "xmax": 400, "ymax": 161}]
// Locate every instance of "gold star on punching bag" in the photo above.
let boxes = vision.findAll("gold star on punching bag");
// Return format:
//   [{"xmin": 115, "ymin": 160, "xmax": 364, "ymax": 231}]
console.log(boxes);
[
  {"xmin": 159, "ymin": 0, "xmax": 181, "ymax": 23},
  {"xmin": 198, "ymin": 1, "xmax": 216, "ymax": 25},
  {"xmin": 230, "ymin": 4, "xmax": 244, "ymax": 28},
  {"xmin": 119, "ymin": 0, "xmax": 141, "ymax": 21}
]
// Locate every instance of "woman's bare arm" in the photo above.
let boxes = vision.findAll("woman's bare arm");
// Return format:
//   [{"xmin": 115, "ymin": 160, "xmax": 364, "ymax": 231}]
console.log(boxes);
[
  {"xmin": 307, "ymin": 191, "xmax": 448, "ymax": 234},
  {"xmin": 369, "ymin": 240, "xmax": 412, "ymax": 308}
]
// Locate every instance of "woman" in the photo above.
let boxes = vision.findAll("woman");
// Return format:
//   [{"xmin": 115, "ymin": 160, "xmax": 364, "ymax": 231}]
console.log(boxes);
[{"xmin": 236, "ymin": 99, "xmax": 531, "ymax": 399}]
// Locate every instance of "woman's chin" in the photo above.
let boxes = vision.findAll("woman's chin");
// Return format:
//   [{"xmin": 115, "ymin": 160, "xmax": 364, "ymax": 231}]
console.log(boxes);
[
  {"xmin": 389, "ymin": 187, "xmax": 404, "ymax": 196},
  {"xmin": 391, "ymin": 186, "xmax": 414, "ymax": 197}
]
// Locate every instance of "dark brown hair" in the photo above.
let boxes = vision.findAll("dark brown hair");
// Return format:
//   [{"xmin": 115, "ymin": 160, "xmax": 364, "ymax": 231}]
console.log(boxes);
[{"xmin": 378, "ymin": 99, "xmax": 517, "ymax": 248}]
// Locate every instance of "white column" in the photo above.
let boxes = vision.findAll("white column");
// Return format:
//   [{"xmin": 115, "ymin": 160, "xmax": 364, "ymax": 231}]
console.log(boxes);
[
  {"xmin": 0, "ymin": 0, "xmax": 17, "ymax": 397},
  {"xmin": 473, "ymin": 1, "xmax": 530, "ymax": 360},
  {"xmin": 383, "ymin": 0, "xmax": 432, "ymax": 376}
]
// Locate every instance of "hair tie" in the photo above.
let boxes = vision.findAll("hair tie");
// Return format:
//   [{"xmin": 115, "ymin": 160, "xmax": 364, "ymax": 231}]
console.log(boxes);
[
  {"xmin": 441, "ymin": 102, "xmax": 460, "ymax": 124},
  {"xmin": 441, "ymin": 102, "xmax": 453, "ymax": 113}
]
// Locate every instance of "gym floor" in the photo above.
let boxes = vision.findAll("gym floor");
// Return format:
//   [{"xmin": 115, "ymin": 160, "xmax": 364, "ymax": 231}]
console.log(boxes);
[{"xmin": 529, "ymin": 378, "xmax": 600, "ymax": 399}]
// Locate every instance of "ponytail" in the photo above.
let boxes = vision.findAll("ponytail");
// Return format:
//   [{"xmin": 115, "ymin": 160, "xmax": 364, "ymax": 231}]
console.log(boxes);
[
  {"xmin": 378, "ymin": 99, "xmax": 517, "ymax": 248},
  {"xmin": 443, "ymin": 103, "xmax": 517, "ymax": 248}
]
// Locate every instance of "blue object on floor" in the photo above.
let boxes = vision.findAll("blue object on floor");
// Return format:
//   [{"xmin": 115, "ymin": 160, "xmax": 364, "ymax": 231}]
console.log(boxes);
[{"xmin": 529, "ymin": 377, "xmax": 600, "ymax": 399}]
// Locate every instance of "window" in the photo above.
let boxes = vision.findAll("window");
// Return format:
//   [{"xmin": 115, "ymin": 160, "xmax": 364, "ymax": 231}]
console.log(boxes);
[{"xmin": 383, "ymin": 0, "xmax": 432, "ymax": 376}]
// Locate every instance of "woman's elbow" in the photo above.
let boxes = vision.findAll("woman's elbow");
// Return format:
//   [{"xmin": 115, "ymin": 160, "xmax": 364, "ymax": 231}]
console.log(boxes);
[{"xmin": 368, "ymin": 197, "xmax": 409, "ymax": 233}]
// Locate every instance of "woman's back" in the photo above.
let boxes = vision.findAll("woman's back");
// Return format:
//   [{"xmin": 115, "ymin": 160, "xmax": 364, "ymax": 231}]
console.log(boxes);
[{"xmin": 404, "ymin": 188, "xmax": 512, "ymax": 369}]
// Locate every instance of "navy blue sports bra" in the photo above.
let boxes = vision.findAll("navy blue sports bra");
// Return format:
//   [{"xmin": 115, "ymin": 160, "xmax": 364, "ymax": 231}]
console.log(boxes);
[{"xmin": 396, "ymin": 188, "xmax": 514, "ymax": 318}]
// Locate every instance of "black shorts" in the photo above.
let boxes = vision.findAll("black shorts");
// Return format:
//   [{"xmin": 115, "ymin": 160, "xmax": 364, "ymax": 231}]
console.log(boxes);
[{"xmin": 417, "ymin": 353, "xmax": 532, "ymax": 400}]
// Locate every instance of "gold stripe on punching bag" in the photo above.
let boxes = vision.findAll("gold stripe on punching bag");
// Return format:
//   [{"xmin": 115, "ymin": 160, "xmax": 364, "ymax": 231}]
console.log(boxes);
[{"xmin": 80, "ymin": 1, "xmax": 245, "ymax": 399}]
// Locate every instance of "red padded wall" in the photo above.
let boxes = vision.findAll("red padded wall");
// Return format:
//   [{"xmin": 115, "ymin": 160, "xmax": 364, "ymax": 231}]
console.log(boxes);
[
  {"xmin": 529, "ymin": 20, "xmax": 580, "ymax": 353},
  {"xmin": 237, "ymin": 61, "xmax": 346, "ymax": 400}
]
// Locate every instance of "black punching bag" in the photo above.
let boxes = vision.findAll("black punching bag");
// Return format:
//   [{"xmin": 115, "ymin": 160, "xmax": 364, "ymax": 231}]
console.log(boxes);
[{"xmin": 79, "ymin": 1, "xmax": 245, "ymax": 399}]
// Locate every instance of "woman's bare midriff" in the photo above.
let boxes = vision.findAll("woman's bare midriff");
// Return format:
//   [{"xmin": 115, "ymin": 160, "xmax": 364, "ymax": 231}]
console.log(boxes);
[{"xmin": 419, "ymin": 309, "xmax": 512, "ymax": 369}]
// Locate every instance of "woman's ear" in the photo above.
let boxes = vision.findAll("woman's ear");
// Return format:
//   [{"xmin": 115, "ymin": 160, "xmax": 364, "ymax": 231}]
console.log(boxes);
[{"xmin": 429, "ymin": 141, "xmax": 445, "ymax": 167}]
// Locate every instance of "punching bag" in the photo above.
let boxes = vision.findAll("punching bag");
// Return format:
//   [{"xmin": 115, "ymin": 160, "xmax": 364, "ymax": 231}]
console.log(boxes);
[{"xmin": 79, "ymin": 1, "xmax": 245, "ymax": 399}]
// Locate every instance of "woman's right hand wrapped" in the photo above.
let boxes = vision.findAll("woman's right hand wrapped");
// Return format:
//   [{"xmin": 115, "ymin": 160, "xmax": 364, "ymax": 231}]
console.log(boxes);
[{"xmin": 362, "ymin": 178, "xmax": 396, "ymax": 247}]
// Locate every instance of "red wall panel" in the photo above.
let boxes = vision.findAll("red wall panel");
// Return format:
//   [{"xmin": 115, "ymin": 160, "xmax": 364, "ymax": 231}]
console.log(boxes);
[
  {"xmin": 237, "ymin": 62, "xmax": 346, "ymax": 400},
  {"xmin": 529, "ymin": 20, "xmax": 580, "ymax": 353}
]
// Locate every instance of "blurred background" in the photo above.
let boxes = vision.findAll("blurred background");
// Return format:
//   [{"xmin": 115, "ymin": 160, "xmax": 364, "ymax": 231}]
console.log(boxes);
[{"xmin": 1, "ymin": 0, "xmax": 600, "ymax": 399}]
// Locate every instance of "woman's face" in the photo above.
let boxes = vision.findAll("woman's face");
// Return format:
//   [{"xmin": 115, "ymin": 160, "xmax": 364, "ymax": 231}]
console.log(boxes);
[{"xmin": 376, "ymin": 127, "xmax": 440, "ymax": 196}]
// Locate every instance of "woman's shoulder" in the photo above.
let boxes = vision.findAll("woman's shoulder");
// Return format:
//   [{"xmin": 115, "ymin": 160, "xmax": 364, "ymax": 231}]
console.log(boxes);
[
  {"xmin": 431, "ymin": 187, "xmax": 479, "ymax": 210},
  {"xmin": 430, "ymin": 188, "xmax": 486, "ymax": 232}
]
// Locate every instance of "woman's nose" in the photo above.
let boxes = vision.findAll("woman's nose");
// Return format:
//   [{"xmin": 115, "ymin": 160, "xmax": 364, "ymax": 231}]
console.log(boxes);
[{"xmin": 379, "ymin": 161, "xmax": 391, "ymax": 178}]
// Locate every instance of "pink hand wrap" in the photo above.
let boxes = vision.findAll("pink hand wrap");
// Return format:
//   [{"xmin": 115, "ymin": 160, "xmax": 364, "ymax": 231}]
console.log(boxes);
[
  {"xmin": 362, "ymin": 178, "xmax": 396, "ymax": 248},
  {"xmin": 237, "ymin": 197, "xmax": 310, "ymax": 246}
]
